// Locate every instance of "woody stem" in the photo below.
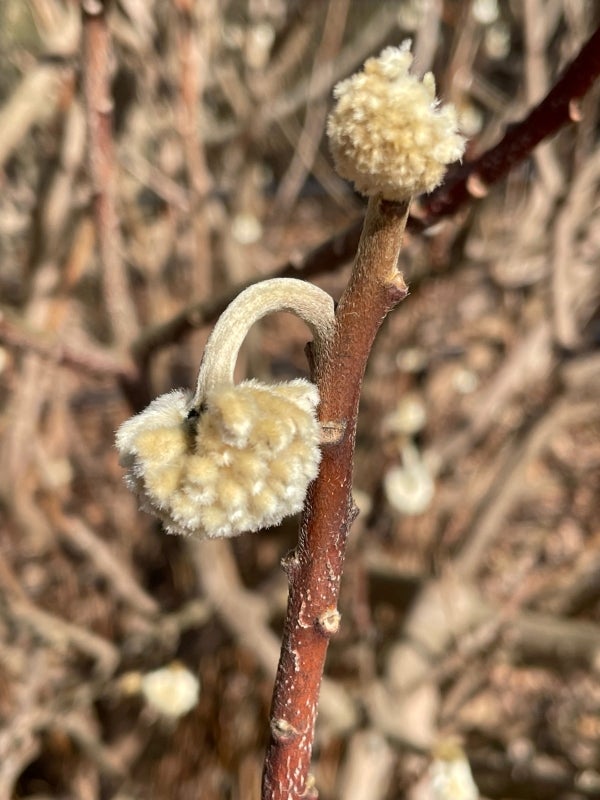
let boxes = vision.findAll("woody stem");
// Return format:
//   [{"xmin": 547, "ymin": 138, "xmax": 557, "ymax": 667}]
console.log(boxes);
[{"xmin": 261, "ymin": 196, "xmax": 410, "ymax": 800}]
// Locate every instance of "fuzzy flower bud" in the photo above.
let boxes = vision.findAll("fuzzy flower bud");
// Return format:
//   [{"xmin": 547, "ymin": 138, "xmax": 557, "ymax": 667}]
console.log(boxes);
[
  {"xmin": 429, "ymin": 738, "xmax": 479, "ymax": 800},
  {"xmin": 383, "ymin": 441, "xmax": 434, "ymax": 515},
  {"xmin": 116, "ymin": 279, "xmax": 335, "ymax": 539},
  {"xmin": 327, "ymin": 41, "xmax": 466, "ymax": 201},
  {"xmin": 116, "ymin": 379, "xmax": 321, "ymax": 537},
  {"xmin": 141, "ymin": 663, "xmax": 200, "ymax": 718}
]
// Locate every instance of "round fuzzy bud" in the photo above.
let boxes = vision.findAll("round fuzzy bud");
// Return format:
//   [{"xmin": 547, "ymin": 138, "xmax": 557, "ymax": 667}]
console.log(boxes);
[
  {"xmin": 429, "ymin": 737, "xmax": 479, "ymax": 800},
  {"xmin": 140, "ymin": 663, "xmax": 200, "ymax": 718},
  {"xmin": 116, "ymin": 379, "xmax": 322, "ymax": 538},
  {"xmin": 327, "ymin": 41, "xmax": 466, "ymax": 201}
]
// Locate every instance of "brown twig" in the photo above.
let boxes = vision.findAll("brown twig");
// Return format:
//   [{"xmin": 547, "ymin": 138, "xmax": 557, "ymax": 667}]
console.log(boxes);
[
  {"xmin": 455, "ymin": 398, "xmax": 599, "ymax": 579},
  {"xmin": 53, "ymin": 511, "xmax": 159, "ymax": 617},
  {"xmin": 262, "ymin": 197, "xmax": 409, "ymax": 799},
  {"xmin": 551, "ymin": 147, "xmax": 600, "ymax": 348},
  {"xmin": 0, "ymin": 63, "xmax": 71, "ymax": 171},
  {"xmin": 0, "ymin": 304, "xmax": 137, "ymax": 379},
  {"xmin": 13, "ymin": 601, "xmax": 119, "ymax": 677},
  {"xmin": 337, "ymin": 730, "xmax": 395, "ymax": 800},
  {"xmin": 273, "ymin": 0, "xmax": 349, "ymax": 214},
  {"xmin": 205, "ymin": 4, "xmax": 400, "ymax": 146},
  {"xmin": 81, "ymin": 0, "xmax": 138, "ymax": 347},
  {"xmin": 420, "ymin": 22, "xmax": 600, "ymax": 225},
  {"xmin": 191, "ymin": 539, "xmax": 357, "ymax": 739},
  {"xmin": 173, "ymin": 0, "xmax": 213, "ymax": 298}
]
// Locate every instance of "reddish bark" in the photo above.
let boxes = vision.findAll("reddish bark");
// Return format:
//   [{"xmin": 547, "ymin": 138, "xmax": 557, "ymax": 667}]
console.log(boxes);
[
  {"xmin": 420, "ymin": 22, "xmax": 600, "ymax": 225},
  {"xmin": 262, "ymin": 198, "xmax": 409, "ymax": 799},
  {"xmin": 133, "ymin": 21, "xmax": 600, "ymax": 364}
]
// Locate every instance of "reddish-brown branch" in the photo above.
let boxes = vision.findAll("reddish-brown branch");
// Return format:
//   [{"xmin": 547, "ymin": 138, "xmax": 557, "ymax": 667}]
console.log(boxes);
[
  {"xmin": 81, "ymin": 0, "xmax": 137, "ymax": 347},
  {"xmin": 420, "ymin": 22, "xmax": 600, "ymax": 225},
  {"xmin": 261, "ymin": 198, "xmax": 409, "ymax": 799},
  {"xmin": 258, "ymin": 29, "xmax": 600, "ymax": 784}
]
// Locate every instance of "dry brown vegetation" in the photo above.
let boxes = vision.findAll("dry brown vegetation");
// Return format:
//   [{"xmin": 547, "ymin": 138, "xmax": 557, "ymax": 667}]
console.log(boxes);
[{"xmin": 1, "ymin": 1, "xmax": 600, "ymax": 799}]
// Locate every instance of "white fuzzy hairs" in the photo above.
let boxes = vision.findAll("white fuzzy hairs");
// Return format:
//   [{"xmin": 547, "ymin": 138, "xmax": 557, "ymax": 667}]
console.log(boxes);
[
  {"xmin": 116, "ymin": 278, "xmax": 335, "ymax": 538},
  {"xmin": 116, "ymin": 380, "xmax": 321, "ymax": 538}
]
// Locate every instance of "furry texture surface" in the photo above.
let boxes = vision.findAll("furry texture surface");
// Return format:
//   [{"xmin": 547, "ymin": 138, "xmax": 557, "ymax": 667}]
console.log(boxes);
[
  {"xmin": 140, "ymin": 664, "xmax": 200, "ymax": 718},
  {"xmin": 116, "ymin": 380, "xmax": 321, "ymax": 538},
  {"xmin": 327, "ymin": 41, "xmax": 466, "ymax": 201}
]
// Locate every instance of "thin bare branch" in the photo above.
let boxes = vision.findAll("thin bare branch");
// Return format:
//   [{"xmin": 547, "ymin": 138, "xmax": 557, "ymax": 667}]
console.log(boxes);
[
  {"xmin": 262, "ymin": 198, "xmax": 409, "ymax": 799},
  {"xmin": 81, "ymin": 0, "xmax": 138, "ymax": 346}
]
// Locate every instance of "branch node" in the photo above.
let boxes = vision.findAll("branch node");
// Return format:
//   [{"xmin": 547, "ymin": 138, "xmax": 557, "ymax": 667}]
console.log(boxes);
[
  {"xmin": 281, "ymin": 549, "xmax": 300, "ymax": 576},
  {"xmin": 466, "ymin": 172, "xmax": 489, "ymax": 198},
  {"xmin": 569, "ymin": 98, "xmax": 583, "ymax": 122},
  {"xmin": 270, "ymin": 717, "xmax": 301, "ymax": 742},
  {"xmin": 383, "ymin": 275, "xmax": 409, "ymax": 306},
  {"xmin": 301, "ymin": 773, "xmax": 319, "ymax": 798},
  {"xmin": 319, "ymin": 420, "xmax": 347, "ymax": 445},
  {"xmin": 316, "ymin": 608, "xmax": 341, "ymax": 638}
]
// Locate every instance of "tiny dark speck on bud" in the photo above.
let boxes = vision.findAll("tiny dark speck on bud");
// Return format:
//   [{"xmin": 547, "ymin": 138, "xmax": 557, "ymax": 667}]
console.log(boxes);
[{"xmin": 187, "ymin": 401, "xmax": 207, "ymax": 421}]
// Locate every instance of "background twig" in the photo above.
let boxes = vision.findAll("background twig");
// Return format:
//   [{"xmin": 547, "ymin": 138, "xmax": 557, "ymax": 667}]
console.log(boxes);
[{"xmin": 81, "ymin": 0, "xmax": 137, "ymax": 346}]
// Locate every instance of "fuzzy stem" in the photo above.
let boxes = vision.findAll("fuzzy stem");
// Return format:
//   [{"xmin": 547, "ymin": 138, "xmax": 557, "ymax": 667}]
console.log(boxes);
[
  {"xmin": 261, "ymin": 196, "xmax": 409, "ymax": 800},
  {"xmin": 193, "ymin": 278, "xmax": 335, "ymax": 400}
]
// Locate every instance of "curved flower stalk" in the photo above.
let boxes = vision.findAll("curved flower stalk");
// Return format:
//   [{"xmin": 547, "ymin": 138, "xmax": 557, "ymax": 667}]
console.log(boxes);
[{"xmin": 116, "ymin": 278, "xmax": 335, "ymax": 538}]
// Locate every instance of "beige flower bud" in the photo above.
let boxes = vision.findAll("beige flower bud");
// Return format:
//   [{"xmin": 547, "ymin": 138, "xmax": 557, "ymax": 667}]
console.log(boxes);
[
  {"xmin": 140, "ymin": 663, "xmax": 200, "ymax": 718},
  {"xmin": 116, "ymin": 279, "xmax": 335, "ymax": 538},
  {"xmin": 383, "ymin": 441, "xmax": 434, "ymax": 515},
  {"xmin": 327, "ymin": 41, "xmax": 466, "ymax": 201},
  {"xmin": 429, "ymin": 737, "xmax": 479, "ymax": 800}
]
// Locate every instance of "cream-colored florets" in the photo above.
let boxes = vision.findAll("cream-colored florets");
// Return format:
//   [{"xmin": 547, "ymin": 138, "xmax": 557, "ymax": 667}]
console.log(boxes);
[
  {"xmin": 141, "ymin": 663, "xmax": 200, "ymax": 718},
  {"xmin": 327, "ymin": 42, "xmax": 466, "ymax": 201},
  {"xmin": 116, "ymin": 379, "xmax": 321, "ymax": 538},
  {"xmin": 383, "ymin": 441, "xmax": 434, "ymax": 515},
  {"xmin": 429, "ymin": 738, "xmax": 479, "ymax": 800}
]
